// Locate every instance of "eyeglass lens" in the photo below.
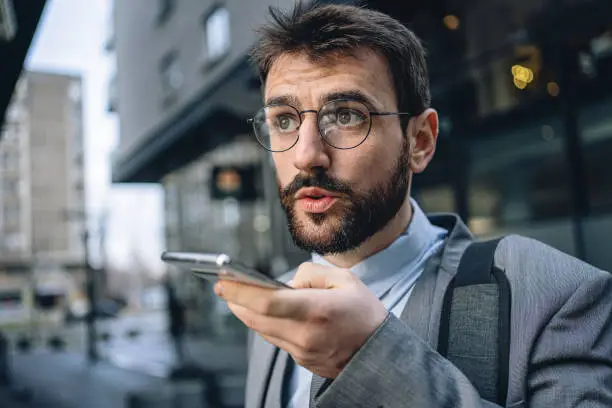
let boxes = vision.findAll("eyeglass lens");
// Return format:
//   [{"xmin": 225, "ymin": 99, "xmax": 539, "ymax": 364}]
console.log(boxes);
[{"xmin": 252, "ymin": 100, "xmax": 371, "ymax": 152}]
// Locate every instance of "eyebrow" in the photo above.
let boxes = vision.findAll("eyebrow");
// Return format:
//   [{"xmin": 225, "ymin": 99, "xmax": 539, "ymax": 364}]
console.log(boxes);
[
  {"xmin": 265, "ymin": 89, "xmax": 381, "ymax": 111},
  {"xmin": 265, "ymin": 94, "xmax": 299, "ymax": 107},
  {"xmin": 321, "ymin": 90, "xmax": 380, "ymax": 110}
]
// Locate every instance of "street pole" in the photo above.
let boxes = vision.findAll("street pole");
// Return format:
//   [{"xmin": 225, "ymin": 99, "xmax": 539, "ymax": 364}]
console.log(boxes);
[
  {"xmin": 83, "ymin": 229, "xmax": 98, "ymax": 363},
  {"xmin": 63, "ymin": 209, "xmax": 99, "ymax": 363},
  {"xmin": 549, "ymin": 0, "xmax": 589, "ymax": 261}
]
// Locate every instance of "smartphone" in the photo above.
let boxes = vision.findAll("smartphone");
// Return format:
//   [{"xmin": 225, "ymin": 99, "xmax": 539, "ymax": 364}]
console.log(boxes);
[{"xmin": 160, "ymin": 251, "xmax": 292, "ymax": 290}]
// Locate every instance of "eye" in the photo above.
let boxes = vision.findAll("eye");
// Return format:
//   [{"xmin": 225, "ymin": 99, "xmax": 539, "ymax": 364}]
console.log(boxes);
[
  {"xmin": 276, "ymin": 115, "xmax": 299, "ymax": 132},
  {"xmin": 336, "ymin": 109, "xmax": 365, "ymax": 126},
  {"xmin": 319, "ymin": 101, "xmax": 369, "ymax": 129}
]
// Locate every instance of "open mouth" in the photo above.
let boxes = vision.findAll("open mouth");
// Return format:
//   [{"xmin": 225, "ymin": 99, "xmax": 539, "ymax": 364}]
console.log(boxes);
[
  {"xmin": 295, "ymin": 187, "xmax": 338, "ymax": 200},
  {"xmin": 295, "ymin": 188, "xmax": 339, "ymax": 213}
]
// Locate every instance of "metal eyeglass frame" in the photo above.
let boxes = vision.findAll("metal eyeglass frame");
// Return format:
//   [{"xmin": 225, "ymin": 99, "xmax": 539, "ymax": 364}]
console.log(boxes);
[{"xmin": 247, "ymin": 99, "xmax": 412, "ymax": 152}]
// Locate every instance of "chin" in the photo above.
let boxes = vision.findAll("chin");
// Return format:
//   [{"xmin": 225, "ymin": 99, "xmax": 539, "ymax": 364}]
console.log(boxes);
[
  {"xmin": 290, "ymin": 214, "xmax": 342, "ymax": 248},
  {"xmin": 298, "ymin": 207, "xmax": 341, "ymax": 227}
]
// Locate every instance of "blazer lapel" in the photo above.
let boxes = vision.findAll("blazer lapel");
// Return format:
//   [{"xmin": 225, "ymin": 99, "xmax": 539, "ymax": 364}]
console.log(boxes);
[
  {"xmin": 245, "ymin": 334, "xmax": 280, "ymax": 408},
  {"xmin": 400, "ymin": 246, "xmax": 444, "ymax": 347},
  {"xmin": 264, "ymin": 349, "xmax": 291, "ymax": 408},
  {"xmin": 400, "ymin": 213, "xmax": 473, "ymax": 348}
]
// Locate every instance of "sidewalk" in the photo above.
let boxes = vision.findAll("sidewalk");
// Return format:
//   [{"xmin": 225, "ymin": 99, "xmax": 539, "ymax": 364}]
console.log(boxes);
[
  {"xmin": 1, "ymin": 311, "xmax": 249, "ymax": 407},
  {"xmin": 5, "ymin": 350, "xmax": 247, "ymax": 408},
  {"xmin": 5, "ymin": 351, "xmax": 171, "ymax": 408},
  {"xmin": 103, "ymin": 333, "xmax": 248, "ymax": 379},
  {"xmin": 2, "ymin": 337, "xmax": 247, "ymax": 407},
  {"xmin": 104, "ymin": 334, "xmax": 248, "ymax": 407}
]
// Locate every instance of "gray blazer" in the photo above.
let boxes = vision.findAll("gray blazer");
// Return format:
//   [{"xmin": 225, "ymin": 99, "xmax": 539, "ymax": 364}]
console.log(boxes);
[{"xmin": 245, "ymin": 214, "xmax": 612, "ymax": 407}]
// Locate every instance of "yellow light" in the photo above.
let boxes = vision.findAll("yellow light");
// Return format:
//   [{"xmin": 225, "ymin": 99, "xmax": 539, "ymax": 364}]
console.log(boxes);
[
  {"xmin": 547, "ymin": 81, "xmax": 560, "ymax": 97},
  {"xmin": 513, "ymin": 77, "xmax": 528, "ymax": 90},
  {"xmin": 511, "ymin": 65, "xmax": 534, "ymax": 84},
  {"xmin": 443, "ymin": 15, "xmax": 460, "ymax": 30}
]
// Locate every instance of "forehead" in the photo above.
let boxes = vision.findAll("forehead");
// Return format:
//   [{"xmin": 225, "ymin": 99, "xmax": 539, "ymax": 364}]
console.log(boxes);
[{"xmin": 264, "ymin": 49, "xmax": 397, "ymax": 109}]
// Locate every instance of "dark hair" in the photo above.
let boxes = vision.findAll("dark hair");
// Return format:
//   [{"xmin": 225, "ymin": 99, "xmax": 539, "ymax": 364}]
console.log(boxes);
[{"xmin": 249, "ymin": 2, "xmax": 431, "ymax": 126}]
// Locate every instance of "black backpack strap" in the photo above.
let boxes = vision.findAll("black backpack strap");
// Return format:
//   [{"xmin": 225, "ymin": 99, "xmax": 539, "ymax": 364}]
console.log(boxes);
[{"xmin": 438, "ymin": 238, "xmax": 511, "ymax": 405}]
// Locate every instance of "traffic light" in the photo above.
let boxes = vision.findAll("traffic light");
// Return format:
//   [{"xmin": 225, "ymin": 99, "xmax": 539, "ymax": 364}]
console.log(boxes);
[{"xmin": 210, "ymin": 164, "xmax": 262, "ymax": 201}]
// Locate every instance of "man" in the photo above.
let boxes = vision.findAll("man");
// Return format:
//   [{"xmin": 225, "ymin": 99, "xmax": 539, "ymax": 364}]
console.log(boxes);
[
  {"xmin": 213, "ymin": 3, "xmax": 612, "ymax": 407},
  {"xmin": 164, "ymin": 276, "xmax": 186, "ymax": 364}
]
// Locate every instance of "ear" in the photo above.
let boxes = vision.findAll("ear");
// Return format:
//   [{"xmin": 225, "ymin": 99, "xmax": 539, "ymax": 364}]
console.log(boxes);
[{"xmin": 407, "ymin": 108, "xmax": 438, "ymax": 174}]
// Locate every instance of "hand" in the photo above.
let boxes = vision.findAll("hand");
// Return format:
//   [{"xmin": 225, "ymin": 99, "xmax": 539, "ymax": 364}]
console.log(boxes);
[{"xmin": 214, "ymin": 262, "xmax": 388, "ymax": 378}]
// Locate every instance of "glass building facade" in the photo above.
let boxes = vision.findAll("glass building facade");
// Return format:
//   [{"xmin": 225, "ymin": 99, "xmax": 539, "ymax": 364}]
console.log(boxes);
[
  {"xmin": 367, "ymin": 0, "xmax": 612, "ymax": 272},
  {"xmin": 155, "ymin": 0, "xmax": 612, "ymax": 338}
]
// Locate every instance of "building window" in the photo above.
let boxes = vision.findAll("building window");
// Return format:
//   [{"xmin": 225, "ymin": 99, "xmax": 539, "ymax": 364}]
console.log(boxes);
[
  {"xmin": 157, "ymin": 0, "xmax": 175, "ymax": 25},
  {"xmin": 74, "ymin": 152, "xmax": 84, "ymax": 166},
  {"xmin": 202, "ymin": 6, "xmax": 231, "ymax": 66},
  {"xmin": 74, "ymin": 179, "xmax": 85, "ymax": 191},
  {"xmin": 5, "ymin": 233, "xmax": 24, "ymax": 251},
  {"xmin": 0, "ymin": 0, "xmax": 17, "ymax": 42},
  {"xmin": 15, "ymin": 79, "xmax": 28, "ymax": 99},
  {"xmin": 2, "ymin": 121, "xmax": 20, "ymax": 142},
  {"xmin": 68, "ymin": 81, "xmax": 82, "ymax": 102},
  {"xmin": 1, "ymin": 151, "xmax": 18, "ymax": 171},
  {"xmin": 4, "ymin": 179, "xmax": 19, "ymax": 195},
  {"xmin": 1, "ymin": 125, "xmax": 11, "ymax": 142},
  {"xmin": 104, "ymin": 6, "xmax": 116, "ymax": 52},
  {"xmin": 7, "ymin": 104, "xmax": 23, "ymax": 122},
  {"xmin": 159, "ymin": 52, "xmax": 183, "ymax": 102},
  {"xmin": 4, "ymin": 203, "xmax": 19, "ymax": 225},
  {"xmin": 107, "ymin": 74, "xmax": 118, "ymax": 113}
]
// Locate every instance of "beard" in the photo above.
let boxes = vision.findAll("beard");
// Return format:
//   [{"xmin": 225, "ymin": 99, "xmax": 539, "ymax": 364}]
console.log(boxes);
[{"xmin": 277, "ymin": 140, "xmax": 410, "ymax": 255}]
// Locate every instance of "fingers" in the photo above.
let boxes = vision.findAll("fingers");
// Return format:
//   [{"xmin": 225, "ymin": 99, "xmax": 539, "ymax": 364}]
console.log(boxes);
[
  {"xmin": 214, "ymin": 263, "xmax": 360, "ymax": 320},
  {"xmin": 291, "ymin": 262, "xmax": 356, "ymax": 289},
  {"xmin": 260, "ymin": 332, "xmax": 296, "ymax": 355},
  {"xmin": 259, "ymin": 329, "xmax": 338, "ymax": 379},
  {"xmin": 233, "ymin": 305, "xmax": 332, "ymax": 376},
  {"xmin": 216, "ymin": 280, "xmax": 311, "ymax": 319},
  {"xmin": 227, "ymin": 302, "xmax": 302, "ymax": 342}
]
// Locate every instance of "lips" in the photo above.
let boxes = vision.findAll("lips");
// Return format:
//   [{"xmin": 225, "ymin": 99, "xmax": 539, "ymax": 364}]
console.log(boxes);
[
  {"xmin": 295, "ymin": 187, "xmax": 340, "ymax": 213},
  {"xmin": 295, "ymin": 187, "xmax": 339, "ymax": 200}
]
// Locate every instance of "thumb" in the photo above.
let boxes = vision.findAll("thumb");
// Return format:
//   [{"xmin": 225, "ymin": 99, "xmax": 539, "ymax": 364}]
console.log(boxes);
[{"xmin": 291, "ymin": 262, "xmax": 355, "ymax": 289}]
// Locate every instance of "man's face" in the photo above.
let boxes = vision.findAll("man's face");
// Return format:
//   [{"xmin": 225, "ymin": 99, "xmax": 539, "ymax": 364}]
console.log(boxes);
[{"xmin": 265, "ymin": 50, "xmax": 411, "ymax": 255}]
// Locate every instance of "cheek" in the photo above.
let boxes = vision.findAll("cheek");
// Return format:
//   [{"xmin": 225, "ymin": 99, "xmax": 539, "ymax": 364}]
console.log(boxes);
[
  {"xmin": 339, "ymin": 133, "xmax": 401, "ymax": 185},
  {"xmin": 331, "ymin": 149, "xmax": 379, "ymax": 189},
  {"xmin": 272, "ymin": 153, "xmax": 297, "ymax": 187}
]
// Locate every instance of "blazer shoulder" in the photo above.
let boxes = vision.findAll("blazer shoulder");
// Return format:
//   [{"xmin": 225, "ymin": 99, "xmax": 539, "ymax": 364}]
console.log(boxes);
[{"xmin": 495, "ymin": 234, "xmax": 609, "ymax": 301}]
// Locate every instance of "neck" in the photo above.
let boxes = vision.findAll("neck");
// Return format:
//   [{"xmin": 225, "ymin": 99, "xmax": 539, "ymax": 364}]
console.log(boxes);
[{"xmin": 323, "ymin": 198, "xmax": 414, "ymax": 268}]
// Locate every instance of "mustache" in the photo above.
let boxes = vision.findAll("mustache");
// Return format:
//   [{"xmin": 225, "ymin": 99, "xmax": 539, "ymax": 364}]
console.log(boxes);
[{"xmin": 280, "ymin": 169, "xmax": 353, "ymax": 199}]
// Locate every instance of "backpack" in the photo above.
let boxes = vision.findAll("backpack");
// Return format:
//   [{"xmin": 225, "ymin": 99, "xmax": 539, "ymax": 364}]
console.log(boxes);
[{"xmin": 437, "ymin": 238, "xmax": 511, "ymax": 405}]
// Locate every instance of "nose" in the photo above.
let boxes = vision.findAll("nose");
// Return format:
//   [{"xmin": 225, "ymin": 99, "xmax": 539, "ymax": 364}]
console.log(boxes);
[{"xmin": 292, "ymin": 113, "xmax": 330, "ymax": 172}]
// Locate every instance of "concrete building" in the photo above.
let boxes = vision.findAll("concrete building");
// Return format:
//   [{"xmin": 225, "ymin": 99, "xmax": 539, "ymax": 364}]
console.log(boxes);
[
  {"xmin": 0, "ymin": 0, "xmax": 60, "ymax": 331},
  {"xmin": 0, "ymin": 71, "xmax": 86, "ymax": 311},
  {"xmin": 110, "ymin": 0, "xmax": 612, "ymax": 335},
  {"xmin": 108, "ymin": 0, "xmax": 312, "ymax": 336}
]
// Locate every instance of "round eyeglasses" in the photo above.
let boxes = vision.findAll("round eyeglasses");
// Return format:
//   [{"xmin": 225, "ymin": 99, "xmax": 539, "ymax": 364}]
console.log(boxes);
[{"xmin": 247, "ymin": 99, "xmax": 412, "ymax": 152}]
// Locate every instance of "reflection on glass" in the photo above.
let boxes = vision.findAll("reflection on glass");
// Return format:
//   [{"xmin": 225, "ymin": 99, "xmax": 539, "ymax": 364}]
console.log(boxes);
[
  {"xmin": 580, "ymin": 97, "xmax": 612, "ymax": 212},
  {"xmin": 468, "ymin": 118, "xmax": 571, "ymax": 236}
]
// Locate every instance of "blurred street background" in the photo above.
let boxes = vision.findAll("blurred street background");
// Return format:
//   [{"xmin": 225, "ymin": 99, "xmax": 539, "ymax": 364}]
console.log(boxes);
[{"xmin": 0, "ymin": 0, "xmax": 611, "ymax": 407}]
